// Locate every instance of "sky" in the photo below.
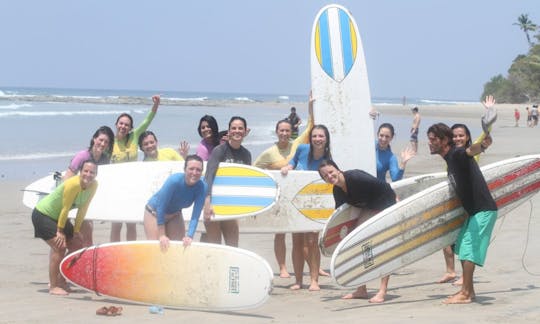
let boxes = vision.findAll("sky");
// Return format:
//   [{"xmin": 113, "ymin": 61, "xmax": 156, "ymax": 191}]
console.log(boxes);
[{"xmin": 1, "ymin": 0, "xmax": 539, "ymax": 100}]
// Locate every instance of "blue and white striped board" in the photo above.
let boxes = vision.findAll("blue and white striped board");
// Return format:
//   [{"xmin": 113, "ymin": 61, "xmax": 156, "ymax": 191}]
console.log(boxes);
[
  {"xmin": 210, "ymin": 164, "xmax": 279, "ymax": 220},
  {"xmin": 22, "ymin": 161, "xmax": 279, "ymax": 222},
  {"xmin": 311, "ymin": 4, "xmax": 376, "ymax": 173}
]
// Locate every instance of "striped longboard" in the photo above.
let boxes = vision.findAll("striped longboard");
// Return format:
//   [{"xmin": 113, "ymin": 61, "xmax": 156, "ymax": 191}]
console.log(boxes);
[
  {"xmin": 23, "ymin": 162, "xmax": 279, "ymax": 222},
  {"xmin": 331, "ymin": 155, "xmax": 540, "ymax": 287},
  {"xmin": 319, "ymin": 171, "xmax": 447, "ymax": 256},
  {"xmin": 311, "ymin": 4, "xmax": 375, "ymax": 173}
]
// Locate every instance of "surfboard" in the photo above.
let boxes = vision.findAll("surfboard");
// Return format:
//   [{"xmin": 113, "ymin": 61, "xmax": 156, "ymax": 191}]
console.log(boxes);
[
  {"xmin": 22, "ymin": 161, "xmax": 279, "ymax": 222},
  {"xmin": 319, "ymin": 171, "xmax": 447, "ymax": 256},
  {"xmin": 60, "ymin": 241, "xmax": 273, "ymax": 311},
  {"xmin": 331, "ymin": 154, "xmax": 540, "ymax": 287},
  {"xmin": 311, "ymin": 4, "xmax": 376, "ymax": 173},
  {"xmin": 238, "ymin": 171, "xmax": 334, "ymax": 233}
]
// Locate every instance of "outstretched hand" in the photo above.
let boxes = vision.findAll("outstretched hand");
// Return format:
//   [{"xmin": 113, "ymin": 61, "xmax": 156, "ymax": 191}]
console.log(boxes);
[
  {"xmin": 178, "ymin": 140, "xmax": 190, "ymax": 159},
  {"xmin": 400, "ymin": 145, "xmax": 416, "ymax": 166},
  {"xmin": 482, "ymin": 95, "xmax": 496, "ymax": 109},
  {"xmin": 152, "ymin": 95, "xmax": 161, "ymax": 112}
]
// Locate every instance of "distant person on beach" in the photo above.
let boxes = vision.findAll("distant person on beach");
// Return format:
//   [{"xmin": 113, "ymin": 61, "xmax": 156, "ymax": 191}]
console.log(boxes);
[
  {"xmin": 31, "ymin": 160, "xmax": 98, "ymax": 296},
  {"xmin": 514, "ymin": 108, "xmax": 520, "ymax": 127},
  {"xmin": 532, "ymin": 104, "xmax": 539, "ymax": 127},
  {"xmin": 427, "ymin": 123, "xmax": 496, "ymax": 304},
  {"xmin": 138, "ymin": 130, "xmax": 189, "ymax": 161},
  {"xmin": 286, "ymin": 106, "xmax": 302, "ymax": 139},
  {"xmin": 143, "ymin": 155, "xmax": 207, "ymax": 251},
  {"xmin": 62, "ymin": 126, "xmax": 114, "ymax": 247},
  {"xmin": 203, "ymin": 116, "xmax": 251, "ymax": 247},
  {"xmin": 110, "ymin": 94, "xmax": 160, "ymax": 242},
  {"xmin": 281, "ymin": 124, "xmax": 332, "ymax": 291},
  {"xmin": 410, "ymin": 107, "xmax": 421, "ymax": 153},
  {"xmin": 318, "ymin": 159, "xmax": 397, "ymax": 303},
  {"xmin": 254, "ymin": 93, "xmax": 314, "ymax": 278},
  {"xmin": 526, "ymin": 107, "xmax": 532, "ymax": 127}
]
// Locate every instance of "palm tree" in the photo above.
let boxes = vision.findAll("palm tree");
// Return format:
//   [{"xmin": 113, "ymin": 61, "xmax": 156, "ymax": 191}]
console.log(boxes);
[{"xmin": 513, "ymin": 14, "xmax": 537, "ymax": 47}]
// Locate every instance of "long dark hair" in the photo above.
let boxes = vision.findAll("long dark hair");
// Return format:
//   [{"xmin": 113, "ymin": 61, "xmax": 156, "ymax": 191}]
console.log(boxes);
[
  {"xmin": 89, "ymin": 126, "xmax": 114, "ymax": 162},
  {"xmin": 197, "ymin": 115, "xmax": 220, "ymax": 147},
  {"xmin": 309, "ymin": 124, "xmax": 332, "ymax": 164},
  {"xmin": 451, "ymin": 123, "xmax": 472, "ymax": 147}
]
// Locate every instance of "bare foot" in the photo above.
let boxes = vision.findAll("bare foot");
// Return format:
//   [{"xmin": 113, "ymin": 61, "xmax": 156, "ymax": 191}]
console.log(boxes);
[
  {"xmin": 319, "ymin": 269, "xmax": 330, "ymax": 277},
  {"xmin": 279, "ymin": 270, "xmax": 291, "ymax": 278},
  {"xmin": 342, "ymin": 292, "xmax": 368, "ymax": 299},
  {"xmin": 308, "ymin": 282, "xmax": 320, "ymax": 291},
  {"xmin": 289, "ymin": 283, "xmax": 302, "ymax": 290},
  {"xmin": 49, "ymin": 287, "xmax": 69, "ymax": 296},
  {"xmin": 438, "ymin": 273, "xmax": 457, "ymax": 283},
  {"xmin": 452, "ymin": 277, "xmax": 463, "ymax": 286},
  {"xmin": 369, "ymin": 291, "xmax": 386, "ymax": 303},
  {"xmin": 443, "ymin": 291, "xmax": 475, "ymax": 304}
]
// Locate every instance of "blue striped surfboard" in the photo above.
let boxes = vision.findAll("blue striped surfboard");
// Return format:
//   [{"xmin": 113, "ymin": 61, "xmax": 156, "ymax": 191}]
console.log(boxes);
[
  {"xmin": 211, "ymin": 164, "xmax": 280, "ymax": 220},
  {"xmin": 22, "ymin": 161, "xmax": 280, "ymax": 222},
  {"xmin": 314, "ymin": 5, "xmax": 358, "ymax": 82}
]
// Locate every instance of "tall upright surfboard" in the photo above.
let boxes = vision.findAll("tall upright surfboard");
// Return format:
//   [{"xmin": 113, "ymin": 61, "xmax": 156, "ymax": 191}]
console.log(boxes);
[
  {"xmin": 60, "ymin": 241, "xmax": 273, "ymax": 310},
  {"xmin": 22, "ymin": 161, "xmax": 279, "ymax": 222},
  {"xmin": 311, "ymin": 4, "xmax": 376, "ymax": 173},
  {"xmin": 331, "ymin": 155, "xmax": 540, "ymax": 287}
]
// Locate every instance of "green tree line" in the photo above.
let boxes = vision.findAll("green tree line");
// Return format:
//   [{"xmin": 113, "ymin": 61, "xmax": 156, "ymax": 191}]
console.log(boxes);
[{"xmin": 482, "ymin": 14, "xmax": 540, "ymax": 103}]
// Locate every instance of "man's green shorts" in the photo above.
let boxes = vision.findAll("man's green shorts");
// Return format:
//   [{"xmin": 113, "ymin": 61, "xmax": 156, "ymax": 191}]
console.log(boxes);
[{"xmin": 455, "ymin": 210, "xmax": 498, "ymax": 267}]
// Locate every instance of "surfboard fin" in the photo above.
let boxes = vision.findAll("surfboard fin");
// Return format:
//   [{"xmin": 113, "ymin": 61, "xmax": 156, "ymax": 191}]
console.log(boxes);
[{"xmin": 481, "ymin": 107, "xmax": 497, "ymax": 134}]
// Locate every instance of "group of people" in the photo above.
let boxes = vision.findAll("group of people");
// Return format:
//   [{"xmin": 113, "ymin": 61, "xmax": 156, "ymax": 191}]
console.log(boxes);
[
  {"xmin": 524, "ymin": 104, "xmax": 539, "ymax": 127},
  {"xmin": 31, "ymin": 93, "xmax": 499, "ymax": 305}
]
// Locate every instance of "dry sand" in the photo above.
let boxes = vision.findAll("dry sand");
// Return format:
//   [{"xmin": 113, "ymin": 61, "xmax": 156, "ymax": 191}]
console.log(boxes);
[{"xmin": 1, "ymin": 104, "xmax": 539, "ymax": 323}]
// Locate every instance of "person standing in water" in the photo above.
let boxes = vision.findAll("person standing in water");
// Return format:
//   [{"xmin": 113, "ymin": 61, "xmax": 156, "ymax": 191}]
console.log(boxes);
[{"xmin": 410, "ymin": 106, "xmax": 421, "ymax": 153}]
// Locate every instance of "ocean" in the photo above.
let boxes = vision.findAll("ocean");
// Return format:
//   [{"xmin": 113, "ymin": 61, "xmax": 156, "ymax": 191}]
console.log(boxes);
[{"xmin": 0, "ymin": 87, "xmax": 475, "ymax": 181}]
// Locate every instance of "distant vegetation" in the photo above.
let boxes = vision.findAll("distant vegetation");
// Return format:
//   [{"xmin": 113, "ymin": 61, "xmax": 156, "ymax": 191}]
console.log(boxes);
[{"xmin": 482, "ymin": 14, "xmax": 540, "ymax": 103}]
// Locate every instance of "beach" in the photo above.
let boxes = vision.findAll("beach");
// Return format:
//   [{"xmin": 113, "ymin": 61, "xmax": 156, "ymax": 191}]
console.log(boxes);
[{"xmin": 1, "ymin": 103, "xmax": 540, "ymax": 323}]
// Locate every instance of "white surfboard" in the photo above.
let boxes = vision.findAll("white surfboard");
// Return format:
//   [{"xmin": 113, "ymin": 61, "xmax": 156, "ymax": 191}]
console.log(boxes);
[
  {"xmin": 60, "ymin": 241, "xmax": 273, "ymax": 311},
  {"xmin": 311, "ymin": 4, "xmax": 376, "ymax": 173},
  {"xmin": 331, "ymin": 154, "xmax": 540, "ymax": 287},
  {"xmin": 22, "ymin": 161, "xmax": 279, "ymax": 222},
  {"xmin": 319, "ymin": 171, "xmax": 447, "ymax": 255}
]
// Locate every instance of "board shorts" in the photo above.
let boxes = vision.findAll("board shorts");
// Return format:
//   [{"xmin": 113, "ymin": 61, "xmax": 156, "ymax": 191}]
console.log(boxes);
[
  {"xmin": 410, "ymin": 128, "xmax": 419, "ymax": 142},
  {"xmin": 32, "ymin": 208, "xmax": 74, "ymax": 241},
  {"xmin": 454, "ymin": 210, "xmax": 497, "ymax": 266}
]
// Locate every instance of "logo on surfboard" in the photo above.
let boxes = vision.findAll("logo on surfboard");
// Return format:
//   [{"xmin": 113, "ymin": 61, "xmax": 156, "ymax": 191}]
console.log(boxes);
[{"xmin": 314, "ymin": 6, "xmax": 358, "ymax": 82}]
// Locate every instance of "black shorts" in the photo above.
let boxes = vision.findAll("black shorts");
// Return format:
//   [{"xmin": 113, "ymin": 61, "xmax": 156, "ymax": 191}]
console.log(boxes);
[{"xmin": 32, "ymin": 208, "xmax": 74, "ymax": 241}]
